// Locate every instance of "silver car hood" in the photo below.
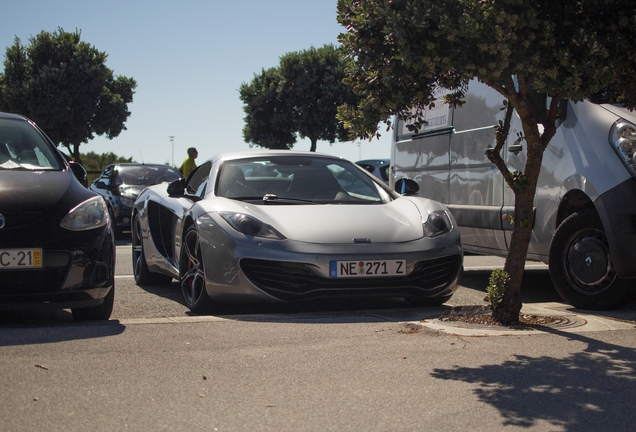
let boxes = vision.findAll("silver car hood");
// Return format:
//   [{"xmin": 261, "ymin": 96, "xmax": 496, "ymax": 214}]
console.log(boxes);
[{"xmin": 212, "ymin": 198, "xmax": 427, "ymax": 243}]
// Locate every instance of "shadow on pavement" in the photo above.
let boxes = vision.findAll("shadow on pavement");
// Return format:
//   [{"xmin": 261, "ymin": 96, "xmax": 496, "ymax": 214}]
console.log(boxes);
[
  {"xmin": 0, "ymin": 317, "xmax": 126, "ymax": 347},
  {"xmin": 431, "ymin": 327, "xmax": 636, "ymax": 430}
]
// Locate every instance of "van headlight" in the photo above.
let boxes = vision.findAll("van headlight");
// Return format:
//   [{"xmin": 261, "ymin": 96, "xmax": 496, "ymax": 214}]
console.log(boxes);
[
  {"xmin": 610, "ymin": 119, "xmax": 636, "ymax": 177},
  {"xmin": 60, "ymin": 196, "xmax": 109, "ymax": 231},
  {"xmin": 423, "ymin": 210, "xmax": 453, "ymax": 238}
]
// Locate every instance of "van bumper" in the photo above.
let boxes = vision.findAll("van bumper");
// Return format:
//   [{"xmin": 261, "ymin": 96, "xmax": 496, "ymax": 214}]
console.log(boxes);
[{"xmin": 595, "ymin": 177, "xmax": 636, "ymax": 279}]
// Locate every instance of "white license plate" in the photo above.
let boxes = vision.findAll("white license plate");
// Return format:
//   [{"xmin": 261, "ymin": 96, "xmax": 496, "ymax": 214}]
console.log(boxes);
[
  {"xmin": 329, "ymin": 260, "xmax": 406, "ymax": 278},
  {"xmin": 0, "ymin": 249, "xmax": 43, "ymax": 269}
]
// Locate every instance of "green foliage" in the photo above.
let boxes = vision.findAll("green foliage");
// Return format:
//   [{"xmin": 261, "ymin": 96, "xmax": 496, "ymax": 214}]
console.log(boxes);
[
  {"xmin": 0, "ymin": 28, "xmax": 137, "ymax": 164},
  {"xmin": 239, "ymin": 44, "xmax": 359, "ymax": 151},
  {"xmin": 239, "ymin": 67, "xmax": 296, "ymax": 149},
  {"xmin": 81, "ymin": 151, "xmax": 134, "ymax": 172},
  {"xmin": 337, "ymin": 0, "xmax": 636, "ymax": 322},
  {"xmin": 510, "ymin": 170, "xmax": 528, "ymax": 191},
  {"xmin": 336, "ymin": 0, "xmax": 636, "ymax": 140},
  {"xmin": 80, "ymin": 151, "xmax": 135, "ymax": 184},
  {"xmin": 485, "ymin": 269, "xmax": 510, "ymax": 310}
]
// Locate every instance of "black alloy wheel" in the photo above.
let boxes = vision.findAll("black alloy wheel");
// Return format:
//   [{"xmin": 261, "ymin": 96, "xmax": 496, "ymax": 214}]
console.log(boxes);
[{"xmin": 180, "ymin": 225, "xmax": 214, "ymax": 313}]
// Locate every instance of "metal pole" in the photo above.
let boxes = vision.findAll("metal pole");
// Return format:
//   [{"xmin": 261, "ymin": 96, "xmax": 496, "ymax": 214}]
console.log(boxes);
[{"xmin": 169, "ymin": 136, "xmax": 174, "ymax": 166}]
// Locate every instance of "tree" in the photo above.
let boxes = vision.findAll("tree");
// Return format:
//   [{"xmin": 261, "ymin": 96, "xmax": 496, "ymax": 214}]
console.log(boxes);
[
  {"xmin": 240, "ymin": 67, "xmax": 296, "ymax": 149},
  {"xmin": 0, "ymin": 28, "xmax": 137, "ymax": 165},
  {"xmin": 80, "ymin": 151, "xmax": 135, "ymax": 171},
  {"xmin": 80, "ymin": 151, "xmax": 135, "ymax": 184},
  {"xmin": 240, "ymin": 44, "xmax": 359, "ymax": 151},
  {"xmin": 336, "ymin": 0, "xmax": 636, "ymax": 324}
]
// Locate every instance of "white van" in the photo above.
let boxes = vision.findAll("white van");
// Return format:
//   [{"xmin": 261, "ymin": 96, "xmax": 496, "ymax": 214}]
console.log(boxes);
[{"xmin": 391, "ymin": 79, "xmax": 636, "ymax": 310}]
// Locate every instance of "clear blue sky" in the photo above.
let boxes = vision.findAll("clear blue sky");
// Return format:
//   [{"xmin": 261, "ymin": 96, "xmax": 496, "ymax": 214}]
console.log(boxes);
[{"xmin": 1, "ymin": 0, "xmax": 392, "ymax": 166}]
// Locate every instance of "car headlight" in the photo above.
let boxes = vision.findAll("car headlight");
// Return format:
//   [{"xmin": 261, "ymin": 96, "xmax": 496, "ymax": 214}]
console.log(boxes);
[
  {"xmin": 119, "ymin": 196, "xmax": 135, "ymax": 207},
  {"xmin": 610, "ymin": 119, "xmax": 636, "ymax": 178},
  {"xmin": 423, "ymin": 210, "xmax": 452, "ymax": 238},
  {"xmin": 219, "ymin": 212, "xmax": 286, "ymax": 240},
  {"xmin": 60, "ymin": 196, "xmax": 109, "ymax": 231}
]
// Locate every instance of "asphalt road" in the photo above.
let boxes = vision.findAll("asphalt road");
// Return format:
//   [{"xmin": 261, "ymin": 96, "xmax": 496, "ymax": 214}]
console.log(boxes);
[{"xmin": 1, "ymin": 241, "xmax": 636, "ymax": 431}]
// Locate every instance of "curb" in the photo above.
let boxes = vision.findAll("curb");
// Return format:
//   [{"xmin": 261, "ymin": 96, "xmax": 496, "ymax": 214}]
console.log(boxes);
[{"xmin": 416, "ymin": 302, "xmax": 636, "ymax": 336}]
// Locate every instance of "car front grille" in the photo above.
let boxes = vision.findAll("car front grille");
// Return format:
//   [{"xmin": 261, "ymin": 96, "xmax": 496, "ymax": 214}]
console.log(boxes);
[
  {"xmin": 0, "ymin": 267, "xmax": 68, "ymax": 294},
  {"xmin": 240, "ymin": 254, "xmax": 461, "ymax": 301}
]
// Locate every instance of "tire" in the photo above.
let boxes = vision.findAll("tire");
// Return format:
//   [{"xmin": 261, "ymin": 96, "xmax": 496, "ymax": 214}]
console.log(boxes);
[
  {"xmin": 132, "ymin": 214, "xmax": 173, "ymax": 286},
  {"xmin": 548, "ymin": 209, "xmax": 635, "ymax": 310},
  {"xmin": 72, "ymin": 285, "xmax": 115, "ymax": 321},
  {"xmin": 180, "ymin": 225, "xmax": 215, "ymax": 313}
]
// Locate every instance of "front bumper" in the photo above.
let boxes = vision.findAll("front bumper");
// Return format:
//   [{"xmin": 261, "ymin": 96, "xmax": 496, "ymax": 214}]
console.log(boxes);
[
  {"xmin": 0, "ymin": 224, "xmax": 115, "ymax": 310},
  {"xmin": 595, "ymin": 177, "xmax": 636, "ymax": 279},
  {"xmin": 239, "ymin": 254, "xmax": 462, "ymax": 302},
  {"xmin": 197, "ymin": 216, "xmax": 463, "ymax": 303}
]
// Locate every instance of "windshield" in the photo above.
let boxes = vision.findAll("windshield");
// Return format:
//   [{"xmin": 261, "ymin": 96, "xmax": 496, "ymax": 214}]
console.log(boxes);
[
  {"xmin": 0, "ymin": 118, "xmax": 62, "ymax": 170},
  {"xmin": 216, "ymin": 156, "xmax": 394, "ymax": 204},
  {"xmin": 114, "ymin": 165, "xmax": 182, "ymax": 186}
]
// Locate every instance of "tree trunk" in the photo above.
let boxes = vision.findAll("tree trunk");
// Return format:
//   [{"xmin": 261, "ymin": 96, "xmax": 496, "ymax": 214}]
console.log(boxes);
[
  {"xmin": 310, "ymin": 137, "xmax": 317, "ymax": 152},
  {"xmin": 73, "ymin": 143, "xmax": 82, "ymax": 166},
  {"xmin": 491, "ymin": 101, "xmax": 548, "ymax": 324},
  {"xmin": 492, "ymin": 187, "xmax": 535, "ymax": 324}
]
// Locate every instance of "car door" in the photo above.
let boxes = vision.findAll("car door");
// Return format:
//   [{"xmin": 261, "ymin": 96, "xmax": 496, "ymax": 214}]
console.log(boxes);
[
  {"xmin": 448, "ymin": 79, "xmax": 508, "ymax": 253},
  {"xmin": 162, "ymin": 162, "xmax": 213, "ymax": 266}
]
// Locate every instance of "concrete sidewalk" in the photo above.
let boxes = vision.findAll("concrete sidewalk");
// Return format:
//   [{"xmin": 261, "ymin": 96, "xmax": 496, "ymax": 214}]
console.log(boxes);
[{"xmin": 418, "ymin": 302, "xmax": 636, "ymax": 336}]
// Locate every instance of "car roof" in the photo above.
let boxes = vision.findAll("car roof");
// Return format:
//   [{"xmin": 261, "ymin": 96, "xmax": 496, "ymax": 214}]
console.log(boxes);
[
  {"xmin": 112, "ymin": 163, "xmax": 177, "ymax": 168},
  {"xmin": 0, "ymin": 112, "xmax": 30, "ymax": 121},
  {"xmin": 356, "ymin": 159, "xmax": 390, "ymax": 164},
  {"xmin": 211, "ymin": 150, "xmax": 351, "ymax": 164}
]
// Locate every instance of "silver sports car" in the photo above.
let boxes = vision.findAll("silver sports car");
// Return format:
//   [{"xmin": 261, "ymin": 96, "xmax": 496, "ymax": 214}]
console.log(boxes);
[{"xmin": 132, "ymin": 151, "xmax": 463, "ymax": 313}]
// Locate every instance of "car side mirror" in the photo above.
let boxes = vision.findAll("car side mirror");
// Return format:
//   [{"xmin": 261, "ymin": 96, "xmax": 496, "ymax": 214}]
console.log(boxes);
[
  {"xmin": 167, "ymin": 178, "xmax": 187, "ymax": 197},
  {"xmin": 69, "ymin": 161, "xmax": 88, "ymax": 188},
  {"xmin": 394, "ymin": 178, "xmax": 419, "ymax": 196}
]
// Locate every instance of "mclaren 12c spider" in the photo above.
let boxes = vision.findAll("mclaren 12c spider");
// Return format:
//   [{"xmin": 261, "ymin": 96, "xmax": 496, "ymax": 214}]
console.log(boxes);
[{"xmin": 132, "ymin": 151, "xmax": 463, "ymax": 313}]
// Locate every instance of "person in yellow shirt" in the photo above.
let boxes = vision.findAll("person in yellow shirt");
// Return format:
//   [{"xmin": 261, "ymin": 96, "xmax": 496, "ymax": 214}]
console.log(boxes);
[{"xmin": 180, "ymin": 147, "xmax": 198, "ymax": 178}]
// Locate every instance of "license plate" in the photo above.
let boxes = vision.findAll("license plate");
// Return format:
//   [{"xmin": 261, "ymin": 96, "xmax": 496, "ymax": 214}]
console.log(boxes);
[
  {"xmin": 0, "ymin": 249, "xmax": 43, "ymax": 269},
  {"xmin": 329, "ymin": 260, "xmax": 406, "ymax": 278}
]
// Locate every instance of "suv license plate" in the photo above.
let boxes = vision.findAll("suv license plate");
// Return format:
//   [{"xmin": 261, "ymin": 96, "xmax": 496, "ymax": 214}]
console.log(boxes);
[
  {"xmin": 0, "ymin": 249, "xmax": 43, "ymax": 269},
  {"xmin": 330, "ymin": 260, "xmax": 406, "ymax": 278}
]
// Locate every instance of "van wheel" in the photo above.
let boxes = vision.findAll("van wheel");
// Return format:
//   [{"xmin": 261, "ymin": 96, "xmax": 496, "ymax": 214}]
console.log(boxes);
[{"xmin": 548, "ymin": 210, "xmax": 635, "ymax": 310}]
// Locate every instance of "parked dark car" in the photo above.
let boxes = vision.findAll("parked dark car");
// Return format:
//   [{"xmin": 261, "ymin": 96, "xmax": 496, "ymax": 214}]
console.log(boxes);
[
  {"xmin": 90, "ymin": 163, "xmax": 182, "ymax": 238},
  {"xmin": 356, "ymin": 159, "xmax": 390, "ymax": 184},
  {"xmin": 0, "ymin": 112, "xmax": 115, "ymax": 320}
]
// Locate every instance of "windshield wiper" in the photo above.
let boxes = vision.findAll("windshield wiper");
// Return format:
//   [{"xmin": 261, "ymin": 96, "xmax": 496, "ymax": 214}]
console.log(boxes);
[{"xmin": 262, "ymin": 194, "xmax": 316, "ymax": 205}]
